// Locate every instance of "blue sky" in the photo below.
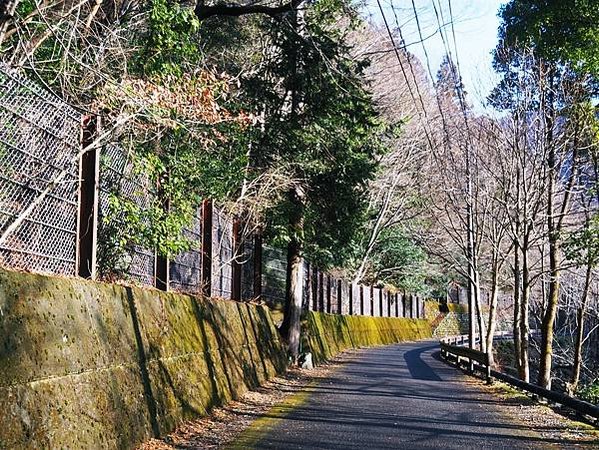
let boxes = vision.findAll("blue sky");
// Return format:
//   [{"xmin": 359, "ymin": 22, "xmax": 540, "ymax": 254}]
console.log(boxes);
[{"xmin": 364, "ymin": 0, "xmax": 507, "ymax": 112}]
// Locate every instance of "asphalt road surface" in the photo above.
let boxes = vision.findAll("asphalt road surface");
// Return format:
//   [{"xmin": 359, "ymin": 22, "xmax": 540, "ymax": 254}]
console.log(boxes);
[{"xmin": 236, "ymin": 341, "xmax": 573, "ymax": 449}]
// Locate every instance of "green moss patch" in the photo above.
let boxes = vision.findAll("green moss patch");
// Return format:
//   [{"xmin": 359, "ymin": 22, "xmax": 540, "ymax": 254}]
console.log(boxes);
[
  {"xmin": 305, "ymin": 312, "xmax": 432, "ymax": 363},
  {"xmin": 0, "ymin": 267, "xmax": 286, "ymax": 449}
]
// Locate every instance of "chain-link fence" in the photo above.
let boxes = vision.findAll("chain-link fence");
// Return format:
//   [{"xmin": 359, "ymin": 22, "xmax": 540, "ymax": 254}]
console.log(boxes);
[
  {"xmin": 0, "ymin": 64, "xmax": 427, "ymax": 319},
  {"xmin": 98, "ymin": 142, "xmax": 156, "ymax": 286},
  {"xmin": 0, "ymin": 64, "xmax": 81, "ymax": 275}
]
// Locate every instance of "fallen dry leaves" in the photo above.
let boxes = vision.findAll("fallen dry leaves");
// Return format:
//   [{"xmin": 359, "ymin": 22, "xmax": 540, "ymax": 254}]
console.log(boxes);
[{"xmin": 481, "ymin": 380, "xmax": 599, "ymax": 448}]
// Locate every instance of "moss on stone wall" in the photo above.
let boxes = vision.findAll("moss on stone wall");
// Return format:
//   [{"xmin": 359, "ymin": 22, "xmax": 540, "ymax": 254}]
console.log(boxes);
[
  {"xmin": 446, "ymin": 303, "xmax": 469, "ymax": 313},
  {"xmin": 304, "ymin": 312, "xmax": 432, "ymax": 364},
  {"xmin": 0, "ymin": 268, "xmax": 286, "ymax": 450}
]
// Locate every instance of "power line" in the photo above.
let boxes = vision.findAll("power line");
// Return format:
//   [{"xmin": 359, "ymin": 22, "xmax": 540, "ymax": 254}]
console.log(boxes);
[{"xmin": 374, "ymin": 0, "xmax": 436, "ymax": 152}]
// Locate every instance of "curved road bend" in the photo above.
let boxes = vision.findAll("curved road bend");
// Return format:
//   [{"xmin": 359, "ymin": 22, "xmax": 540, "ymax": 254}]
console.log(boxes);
[{"xmin": 234, "ymin": 340, "xmax": 579, "ymax": 449}]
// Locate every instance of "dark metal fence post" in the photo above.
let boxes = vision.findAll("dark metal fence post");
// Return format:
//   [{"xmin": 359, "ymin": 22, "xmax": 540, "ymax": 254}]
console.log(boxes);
[
  {"xmin": 311, "ymin": 266, "xmax": 318, "ymax": 311},
  {"xmin": 359, "ymin": 285, "xmax": 364, "ymax": 315},
  {"xmin": 154, "ymin": 172, "xmax": 169, "ymax": 292},
  {"xmin": 379, "ymin": 289, "xmax": 384, "ymax": 317},
  {"xmin": 349, "ymin": 283, "xmax": 354, "ymax": 315},
  {"xmin": 326, "ymin": 275, "xmax": 332, "ymax": 313},
  {"xmin": 201, "ymin": 199, "xmax": 213, "ymax": 297},
  {"xmin": 76, "ymin": 115, "xmax": 100, "ymax": 279},
  {"xmin": 318, "ymin": 271, "xmax": 325, "ymax": 312},
  {"xmin": 395, "ymin": 293, "xmax": 399, "ymax": 317},
  {"xmin": 387, "ymin": 291, "xmax": 392, "ymax": 317},
  {"xmin": 253, "ymin": 232, "xmax": 262, "ymax": 301},
  {"xmin": 370, "ymin": 286, "xmax": 374, "ymax": 316},
  {"xmin": 337, "ymin": 279, "xmax": 342, "ymax": 314},
  {"xmin": 231, "ymin": 218, "xmax": 242, "ymax": 301}
]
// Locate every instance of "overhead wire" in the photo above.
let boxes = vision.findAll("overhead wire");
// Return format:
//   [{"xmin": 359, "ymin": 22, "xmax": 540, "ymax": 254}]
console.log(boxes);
[{"xmin": 374, "ymin": 0, "xmax": 436, "ymax": 151}]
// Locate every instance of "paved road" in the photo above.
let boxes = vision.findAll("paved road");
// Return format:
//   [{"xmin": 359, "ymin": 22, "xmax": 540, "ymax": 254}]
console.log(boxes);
[{"xmin": 237, "ymin": 341, "xmax": 571, "ymax": 449}]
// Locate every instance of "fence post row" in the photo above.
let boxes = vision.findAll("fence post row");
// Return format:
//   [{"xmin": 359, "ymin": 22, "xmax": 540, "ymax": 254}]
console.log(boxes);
[
  {"xmin": 72, "ymin": 116, "xmax": 423, "ymax": 312},
  {"xmin": 60, "ymin": 111, "xmax": 430, "ymax": 309},
  {"xmin": 76, "ymin": 115, "xmax": 100, "ymax": 280}
]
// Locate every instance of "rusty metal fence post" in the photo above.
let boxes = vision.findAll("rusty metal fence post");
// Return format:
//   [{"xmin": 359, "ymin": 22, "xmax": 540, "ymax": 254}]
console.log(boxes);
[
  {"xmin": 337, "ymin": 279, "xmax": 342, "ymax": 315},
  {"xmin": 201, "ymin": 199, "xmax": 213, "ymax": 297},
  {"xmin": 76, "ymin": 115, "xmax": 100, "ymax": 279},
  {"xmin": 231, "ymin": 218, "xmax": 242, "ymax": 301},
  {"xmin": 253, "ymin": 232, "xmax": 262, "ymax": 301}
]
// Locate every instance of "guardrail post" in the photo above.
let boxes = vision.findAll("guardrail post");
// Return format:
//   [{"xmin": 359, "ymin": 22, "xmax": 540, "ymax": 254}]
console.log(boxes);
[{"xmin": 77, "ymin": 115, "xmax": 100, "ymax": 280}]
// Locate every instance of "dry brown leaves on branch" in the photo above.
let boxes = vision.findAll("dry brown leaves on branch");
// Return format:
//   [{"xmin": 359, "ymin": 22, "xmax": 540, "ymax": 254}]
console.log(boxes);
[{"xmin": 100, "ymin": 71, "xmax": 254, "ymax": 132}]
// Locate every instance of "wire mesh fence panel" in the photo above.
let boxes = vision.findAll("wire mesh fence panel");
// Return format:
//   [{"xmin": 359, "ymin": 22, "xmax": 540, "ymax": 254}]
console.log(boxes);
[
  {"xmin": 262, "ymin": 244, "xmax": 287, "ymax": 308},
  {"xmin": 97, "ymin": 143, "xmax": 155, "ymax": 286},
  {"xmin": 211, "ymin": 208, "xmax": 233, "ymax": 299},
  {"xmin": 170, "ymin": 209, "xmax": 202, "ymax": 294},
  {"xmin": 0, "ymin": 65, "xmax": 82, "ymax": 275}
]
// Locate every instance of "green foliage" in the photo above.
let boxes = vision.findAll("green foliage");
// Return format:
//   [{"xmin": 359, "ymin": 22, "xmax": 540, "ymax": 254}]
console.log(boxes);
[
  {"xmin": 565, "ymin": 213, "xmax": 599, "ymax": 267},
  {"xmin": 15, "ymin": 0, "xmax": 36, "ymax": 17},
  {"xmin": 368, "ymin": 226, "xmax": 429, "ymax": 293},
  {"xmin": 101, "ymin": 126, "xmax": 248, "ymax": 263},
  {"xmin": 498, "ymin": 0, "xmax": 599, "ymax": 78},
  {"xmin": 247, "ymin": 2, "xmax": 390, "ymax": 267},
  {"xmin": 136, "ymin": 0, "xmax": 202, "ymax": 76},
  {"xmin": 577, "ymin": 381, "xmax": 599, "ymax": 405}
]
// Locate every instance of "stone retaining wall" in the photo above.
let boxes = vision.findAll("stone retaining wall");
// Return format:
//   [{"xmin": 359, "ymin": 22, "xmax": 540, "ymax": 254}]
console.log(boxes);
[
  {"xmin": 305, "ymin": 312, "xmax": 432, "ymax": 363},
  {"xmin": 0, "ymin": 268, "xmax": 286, "ymax": 449}
]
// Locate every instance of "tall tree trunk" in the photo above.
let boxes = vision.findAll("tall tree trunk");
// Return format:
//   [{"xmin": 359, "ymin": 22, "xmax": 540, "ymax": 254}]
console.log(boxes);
[
  {"xmin": 520, "ymin": 244, "xmax": 530, "ymax": 382},
  {"xmin": 513, "ymin": 238, "xmax": 522, "ymax": 377},
  {"xmin": 280, "ymin": 186, "xmax": 305, "ymax": 362},
  {"xmin": 569, "ymin": 262, "xmax": 592, "ymax": 395},
  {"xmin": 539, "ymin": 142, "xmax": 558, "ymax": 389},
  {"xmin": 474, "ymin": 269, "xmax": 487, "ymax": 353},
  {"xmin": 486, "ymin": 263, "xmax": 499, "ymax": 367}
]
